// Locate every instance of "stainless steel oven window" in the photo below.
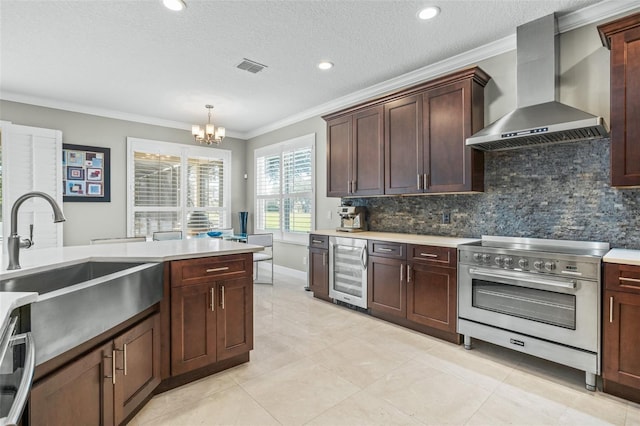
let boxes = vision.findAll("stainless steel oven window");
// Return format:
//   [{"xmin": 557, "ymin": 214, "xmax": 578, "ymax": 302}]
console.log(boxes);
[{"xmin": 471, "ymin": 279, "xmax": 577, "ymax": 329}]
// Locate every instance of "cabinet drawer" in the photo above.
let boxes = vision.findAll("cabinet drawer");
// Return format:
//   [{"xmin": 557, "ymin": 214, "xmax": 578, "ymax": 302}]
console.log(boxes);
[
  {"xmin": 605, "ymin": 263, "xmax": 640, "ymax": 294},
  {"xmin": 171, "ymin": 254, "xmax": 251, "ymax": 287},
  {"xmin": 369, "ymin": 240, "xmax": 406, "ymax": 259},
  {"xmin": 309, "ymin": 234, "xmax": 329, "ymax": 250},
  {"xmin": 408, "ymin": 244, "xmax": 456, "ymax": 266}
]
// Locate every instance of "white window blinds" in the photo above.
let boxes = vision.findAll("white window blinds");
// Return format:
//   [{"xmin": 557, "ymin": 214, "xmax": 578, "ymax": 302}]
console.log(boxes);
[
  {"xmin": 1, "ymin": 123, "xmax": 63, "ymax": 252},
  {"xmin": 127, "ymin": 138, "xmax": 231, "ymax": 238},
  {"xmin": 255, "ymin": 133, "xmax": 314, "ymax": 243}
]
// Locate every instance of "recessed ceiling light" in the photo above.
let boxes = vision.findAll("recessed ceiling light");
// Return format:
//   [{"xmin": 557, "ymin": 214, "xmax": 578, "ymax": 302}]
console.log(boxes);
[
  {"xmin": 163, "ymin": 0, "xmax": 186, "ymax": 11},
  {"xmin": 318, "ymin": 61, "xmax": 334, "ymax": 70},
  {"xmin": 417, "ymin": 6, "xmax": 440, "ymax": 20}
]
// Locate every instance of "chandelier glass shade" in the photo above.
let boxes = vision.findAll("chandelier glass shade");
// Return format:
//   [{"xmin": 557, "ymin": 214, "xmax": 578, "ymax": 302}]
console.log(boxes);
[{"xmin": 192, "ymin": 105, "xmax": 225, "ymax": 145}]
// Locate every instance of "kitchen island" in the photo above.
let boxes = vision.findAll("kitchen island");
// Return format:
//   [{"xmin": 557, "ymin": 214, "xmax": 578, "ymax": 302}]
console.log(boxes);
[{"xmin": 0, "ymin": 238, "xmax": 263, "ymax": 425}]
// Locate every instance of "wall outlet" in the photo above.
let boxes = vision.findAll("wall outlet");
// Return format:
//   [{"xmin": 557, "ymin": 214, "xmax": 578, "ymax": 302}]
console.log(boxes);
[
  {"xmin": 302, "ymin": 256, "xmax": 308, "ymax": 265},
  {"xmin": 442, "ymin": 212, "xmax": 451, "ymax": 224}
]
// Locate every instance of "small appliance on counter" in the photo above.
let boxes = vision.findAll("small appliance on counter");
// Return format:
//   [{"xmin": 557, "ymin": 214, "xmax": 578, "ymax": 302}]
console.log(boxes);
[{"xmin": 336, "ymin": 206, "xmax": 367, "ymax": 232}]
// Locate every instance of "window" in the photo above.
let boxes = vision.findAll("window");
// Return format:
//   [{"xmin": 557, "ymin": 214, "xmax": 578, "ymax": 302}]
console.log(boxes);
[
  {"xmin": 127, "ymin": 137, "xmax": 230, "ymax": 238},
  {"xmin": 255, "ymin": 133, "xmax": 314, "ymax": 243}
]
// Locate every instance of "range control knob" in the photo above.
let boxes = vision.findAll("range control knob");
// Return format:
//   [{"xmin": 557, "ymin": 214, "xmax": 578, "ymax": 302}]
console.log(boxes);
[
  {"xmin": 544, "ymin": 261, "xmax": 556, "ymax": 271},
  {"xmin": 482, "ymin": 254, "xmax": 491, "ymax": 263},
  {"xmin": 518, "ymin": 258, "xmax": 529, "ymax": 269},
  {"xmin": 503, "ymin": 257, "xmax": 514, "ymax": 267},
  {"xmin": 534, "ymin": 260, "xmax": 544, "ymax": 271},
  {"xmin": 494, "ymin": 256, "xmax": 503, "ymax": 266},
  {"xmin": 473, "ymin": 253, "xmax": 482, "ymax": 262}
]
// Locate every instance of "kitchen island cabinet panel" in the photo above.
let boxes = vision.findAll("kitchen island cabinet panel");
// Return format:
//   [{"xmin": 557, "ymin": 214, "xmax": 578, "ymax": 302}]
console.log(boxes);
[
  {"xmin": 599, "ymin": 13, "xmax": 640, "ymax": 187},
  {"xmin": 216, "ymin": 276, "xmax": 253, "ymax": 361},
  {"xmin": 30, "ymin": 341, "xmax": 114, "ymax": 426}
]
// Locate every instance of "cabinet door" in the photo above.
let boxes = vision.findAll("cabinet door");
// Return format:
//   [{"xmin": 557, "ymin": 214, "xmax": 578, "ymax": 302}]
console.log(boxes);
[
  {"xmin": 114, "ymin": 314, "xmax": 161, "ymax": 425},
  {"xmin": 603, "ymin": 290, "xmax": 640, "ymax": 388},
  {"xmin": 385, "ymin": 95, "xmax": 423, "ymax": 194},
  {"xmin": 423, "ymin": 80, "xmax": 481, "ymax": 192},
  {"xmin": 326, "ymin": 115, "xmax": 352, "ymax": 197},
  {"xmin": 30, "ymin": 341, "xmax": 114, "ymax": 426},
  {"xmin": 309, "ymin": 248, "xmax": 329, "ymax": 298},
  {"xmin": 171, "ymin": 283, "xmax": 217, "ymax": 376},
  {"xmin": 217, "ymin": 277, "xmax": 254, "ymax": 361},
  {"xmin": 601, "ymin": 17, "xmax": 640, "ymax": 187},
  {"xmin": 407, "ymin": 262, "xmax": 457, "ymax": 333},
  {"xmin": 352, "ymin": 106, "xmax": 384, "ymax": 196},
  {"xmin": 368, "ymin": 256, "xmax": 406, "ymax": 319}
]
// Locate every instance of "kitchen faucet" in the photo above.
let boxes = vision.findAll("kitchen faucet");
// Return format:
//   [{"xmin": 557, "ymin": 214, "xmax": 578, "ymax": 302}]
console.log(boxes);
[{"xmin": 7, "ymin": 191, "xmax": 66, "ymax": 270}]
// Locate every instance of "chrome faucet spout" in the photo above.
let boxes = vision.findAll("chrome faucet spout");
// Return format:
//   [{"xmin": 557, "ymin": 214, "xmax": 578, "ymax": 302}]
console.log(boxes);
[{"xmin": 7, "ymin": 191, "xmax": 66, "ymax": 270}]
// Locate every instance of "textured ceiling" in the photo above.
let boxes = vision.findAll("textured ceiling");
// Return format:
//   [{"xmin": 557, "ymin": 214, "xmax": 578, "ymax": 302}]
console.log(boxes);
[{"xmin": 0, "ymin": 0, "xmax": 619, "ymax": 138}]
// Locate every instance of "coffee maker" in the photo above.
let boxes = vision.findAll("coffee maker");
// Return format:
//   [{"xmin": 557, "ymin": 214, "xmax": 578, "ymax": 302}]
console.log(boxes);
[{"xmin": 336, "ymin": 206, "xmax": 367, "ymax": 232}]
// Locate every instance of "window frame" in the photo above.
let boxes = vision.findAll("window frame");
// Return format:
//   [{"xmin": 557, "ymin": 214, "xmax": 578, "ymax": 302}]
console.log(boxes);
[
  {"xmin": 126, "ymin": 137, "xmax": 231, "ymax": 238},
  {"xmin": 254, "ymin": 133, "xmax": 315, "ymax": 245}
]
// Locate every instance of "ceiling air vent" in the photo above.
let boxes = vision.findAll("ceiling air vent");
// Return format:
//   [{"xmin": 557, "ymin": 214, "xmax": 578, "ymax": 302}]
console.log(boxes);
[{"xmin": 236, "ymin": 58, "xmax": 268, "ymax": 74}]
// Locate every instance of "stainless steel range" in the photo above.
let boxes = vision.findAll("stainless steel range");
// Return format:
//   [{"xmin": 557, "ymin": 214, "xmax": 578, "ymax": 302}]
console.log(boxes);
[{"xmin": 458, "ymin": 236, "xmax": 610, "ymax": 391}]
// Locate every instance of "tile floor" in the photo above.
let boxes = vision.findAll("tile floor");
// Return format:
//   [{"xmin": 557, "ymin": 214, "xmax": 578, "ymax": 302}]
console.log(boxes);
[{"xmin": 131, "ymin": 271, "xmax": 640, "ymax": 425}]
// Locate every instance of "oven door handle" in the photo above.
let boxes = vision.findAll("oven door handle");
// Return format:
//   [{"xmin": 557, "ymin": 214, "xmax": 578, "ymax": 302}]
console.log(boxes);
[
  {"xmin": 468, "ymin": 268, "xmax": 577, "ymax": 289},
  {"xmin": 5, "ymin": 332, "xmax": 35, "ymax": 426}
]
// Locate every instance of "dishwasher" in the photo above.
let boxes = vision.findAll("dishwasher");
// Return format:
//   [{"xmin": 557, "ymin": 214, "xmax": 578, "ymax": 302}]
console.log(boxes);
[{"xmin": 329, "ymin": 236, "xmax": 368, "ymax": 309}]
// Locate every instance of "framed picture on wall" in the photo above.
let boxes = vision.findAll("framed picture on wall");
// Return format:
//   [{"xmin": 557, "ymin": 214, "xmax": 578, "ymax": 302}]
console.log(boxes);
[{"xmin": 62, "ymin": 144, "xmax": 111, "ymax": 202}]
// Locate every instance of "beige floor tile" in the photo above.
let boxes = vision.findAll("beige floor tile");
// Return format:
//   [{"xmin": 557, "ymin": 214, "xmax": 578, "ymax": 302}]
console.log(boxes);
[
  {"xmin": 466, "ymin": 392, "xmax": 564, "ymax": 425},
  {"xmin": 139, "ymin": 385, "xmax": 280, "ymax": 426},
  {"xmin": 309, "ymin": 336, "xmax": 410, "ymax": 387},
  {"xmin": 132, "ymin": 370, "xmax": 238, "ymax": 424},
  {"xmin": 305, "ymin": 389, "xmax": 424, "ymax": 426},
  {"xmin": 627, "ymin": 403, "xmax": 640, "ymax": 426},
  {"xmin": 365, "ymin": 359, "xmax": 491, "ymax": 424},
  {"xmin": 240, "ymin": 357, "xmax": 360, "ymax": 425}
]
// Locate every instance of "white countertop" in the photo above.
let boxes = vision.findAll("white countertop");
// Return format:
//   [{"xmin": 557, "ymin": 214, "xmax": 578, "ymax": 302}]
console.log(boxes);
[
  {"xmin": 603, "ymin": 248, "xmax": 640, "ymax": 266},
  {"xmin": 311, "ymin": 230, "xmax": 479, "ymax": 248},
  {"xmin": 0, "ymin": 238, "xmax": 263, "ymax": 280}
]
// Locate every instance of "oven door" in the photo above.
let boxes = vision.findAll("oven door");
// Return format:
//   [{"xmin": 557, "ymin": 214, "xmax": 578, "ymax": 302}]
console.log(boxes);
[{"xmin": 458, "ymin": 266, "xmax": 599, "ymax": 352}]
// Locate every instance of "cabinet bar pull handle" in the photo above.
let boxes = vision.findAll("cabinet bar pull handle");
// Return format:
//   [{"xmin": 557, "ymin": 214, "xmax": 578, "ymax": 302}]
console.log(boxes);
[
  {"xmin": 221, "ymin": 286, "xmax": 225, "ymax": 309},
  {"xmin": 407, "ymin": 265, "xmax": 411, "ymax": 283},
  {"xmin": 420, "ymin": 253, "xmax": 438, "ymax": 258},
  {"xmin": 423, "ymin": 173, "xmax": 428, "ymax": 190},
  {"xmin": 609, "ymin": 296, "xmax": 614, "ymax": 323},
  {"xmin": 206, "ymin": 267, "xmax": 229, "ymax": 273},
  {"xmin": 322, "ymin": 252, "xmax": 326, "ymax": 266},
  {"xmin": 352, "ymin": 181, "xmax": 357, "ymax": 193},
  {"xmin": 400, "ymin": 264, "xmax": 403, "ymax": 282},
  {"xmin": 378, "ymin": 248, "xmax": 393, "ymax": 252},
  {"xmin": 417, "ymin": 174, "xmax": 422, "ymax": 190},
  {"xmin": 312, "ymin": 239, "xmax": 323, "ymax": 244},
  {"xmin": 619, "ymin": 277, "xmax": 640, "ymax": 284},
  {"xmin": 104, "ymin": 351, "xmax": 116, "ymax": 385},
  {"xmin": 210, "ymin": 287, "xmax": 215, "ymax": 312},
  {"xmin": 123, "ymin": 344, "xmax": 128, "ymax": 376},
  {"xmin": 349, "ymin": 181, "xmax": 353, "ymax": 194}
]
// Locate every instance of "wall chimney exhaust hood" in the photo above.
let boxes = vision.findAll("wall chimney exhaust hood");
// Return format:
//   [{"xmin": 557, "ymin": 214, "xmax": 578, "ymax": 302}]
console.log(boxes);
[{"xmin": 466, "ymin": 13, "xmax": 608, "ymax": 151}]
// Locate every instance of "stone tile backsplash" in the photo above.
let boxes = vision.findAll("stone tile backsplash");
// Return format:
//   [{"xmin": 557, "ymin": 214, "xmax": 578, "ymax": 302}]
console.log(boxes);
[{"xmin": 347, "ymin": 138, "xmax": 640, "ymax": 248}]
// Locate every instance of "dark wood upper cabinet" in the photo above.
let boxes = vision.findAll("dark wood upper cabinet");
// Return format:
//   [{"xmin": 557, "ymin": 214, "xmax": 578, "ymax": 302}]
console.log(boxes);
[
  {"xmin": 598, "ymin": 13, "xmax": 640, "ymax": 187},
  {"xmin": 324, "ymin": 66, "xmax": 489, "ymax": 197},
  {"xmin": 326, "ymin": 106, "xmax": 384, "ymax": 197},
  {"xmin": 385, "ymin": 95, "xmax": 423, "ymax": 195}
]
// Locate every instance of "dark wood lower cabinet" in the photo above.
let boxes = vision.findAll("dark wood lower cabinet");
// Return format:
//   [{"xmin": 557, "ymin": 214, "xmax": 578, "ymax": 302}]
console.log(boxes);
[
  {"xmin": 216, "ymin": 276, "xmax": 253, "ymax": 361},
  {"xmin": 368, "ymin": 256, "xmax": 406, "ymax": 319},
  {"xmin": 30, "ymin": 314, "xmax": 160, "ymax": 426},
  {"xmin": 308, "ymin": 247, "xmax": 329, "ymax": 300},
  {"xmin": 406, "ymin": 262, "xmax": 457, "ymax": 333},
  {"xmin": 30, "ymin": 341, "xmax": 114, "ymax": 426}
]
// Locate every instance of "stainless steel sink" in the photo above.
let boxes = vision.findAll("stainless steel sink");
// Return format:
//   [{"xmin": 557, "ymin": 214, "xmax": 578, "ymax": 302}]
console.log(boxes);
[{"xmin": 0, "ymin": 261, "xmax": 164, "ymax": 365}]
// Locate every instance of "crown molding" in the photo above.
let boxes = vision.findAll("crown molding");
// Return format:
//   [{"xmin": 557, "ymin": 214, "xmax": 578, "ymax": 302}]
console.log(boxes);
[
  {"xmin": 0, "ymin": 92, "xmax": 244, "ymax": 139},
  {"xmin": 558, "ymin": 0, "xmax": 640, "ymax": 32}
]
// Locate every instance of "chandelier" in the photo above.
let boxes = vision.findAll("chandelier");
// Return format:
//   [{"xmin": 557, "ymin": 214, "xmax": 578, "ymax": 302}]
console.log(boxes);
[{"xmin": 192, "ymin": 104, "xmax": 226, "ymax": 145}]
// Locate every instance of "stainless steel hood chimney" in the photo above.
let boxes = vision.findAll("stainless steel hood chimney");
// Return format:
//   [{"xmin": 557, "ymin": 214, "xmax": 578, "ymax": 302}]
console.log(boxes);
[{"xmin": 466, "ymin": 13, "xmax": 608, "ymax": 151}]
